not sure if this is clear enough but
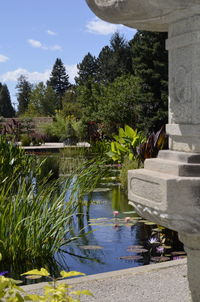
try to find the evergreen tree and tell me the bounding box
[47,58,70,110]
[0,84,15,117]
[75,52,98,85]
[16,75,32,115]
[130,31,168,133]
[97,32,132,83]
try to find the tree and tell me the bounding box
[62,88,82,118]
[47,58,70,110]
[0,84,15,117]
[16,75,32,116]
[97,32,133,83]
[97,75,140,135]
[26,82,57,117]
[130,31,168,133]
[75,52,98,85]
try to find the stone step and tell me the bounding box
[144,157,200,177]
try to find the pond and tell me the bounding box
[55,183,185,276]
[2,150,185,284]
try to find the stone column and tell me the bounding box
[84,1,200,301]
[179,233,200,302]
[166,15,200,153]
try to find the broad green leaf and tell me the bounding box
[21,268,50,277]
[125,125,135,138]
[60,271,85,278]
[119,127,125,138]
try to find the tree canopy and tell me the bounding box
[0,84,15,117]
[47,58,71,110]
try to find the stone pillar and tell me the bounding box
[166,15,200,153]
[84,1,200,301]
[179,233,200,302]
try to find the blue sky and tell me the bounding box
[0,0,136,106]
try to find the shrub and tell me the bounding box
[0,265,93,301]
[20,134,31,146]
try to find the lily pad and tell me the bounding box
[162,245,172,249]
[92,188,111,192]
[122,211,136,214]
[144,221,156,225]
[151,256,170,262]
[127,248,148,253]
[171,251,186,256]
[127,245,144,249]
[79,245,103,250]
[119,255,143,260]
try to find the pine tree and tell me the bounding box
[47,58,70,110]
[75,52,98,85]
[130,31,168,133]
[16,75,32,115]
[0,84,15,117]
[97,32,132,83]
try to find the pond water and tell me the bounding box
[55,184,185,276]
[3,150,185,284]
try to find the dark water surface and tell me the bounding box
[55,185,185,276]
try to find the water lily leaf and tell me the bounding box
[79,245,103,250]
[127,248,148,253]
[119,255,143,260]
[92,188,111,192]
[171,251,186,256]
[162,245,172,249]
[122,211,136,214]
[151,256,170,262]
[127,245,144,249]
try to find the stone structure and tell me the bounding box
[86,1,200,301]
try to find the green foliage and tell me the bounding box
[0,136,38,191]
[47,58,71,110]
[130,31,168,132]
[0,268,93,301]
[0,84,15,117]
[119,156,143,193]
[97,32,132,83]
[107,125,145,163]
[75,52,98,85]
[0,137,81,264]
[42,113,83,142]
[97,75,141,135]
[26,82,57,117]
[20,134,31,146]
[16,75,32,116]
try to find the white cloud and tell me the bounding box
[0,54,9,63]
[86,18,122,35]
[0,65,78,84]
[28,39,42,48]
[46,29,57,36]
[65,65,78,83]
[28,39,62,51]
[49,45,62,51]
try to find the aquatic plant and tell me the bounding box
[0,178,79,264]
